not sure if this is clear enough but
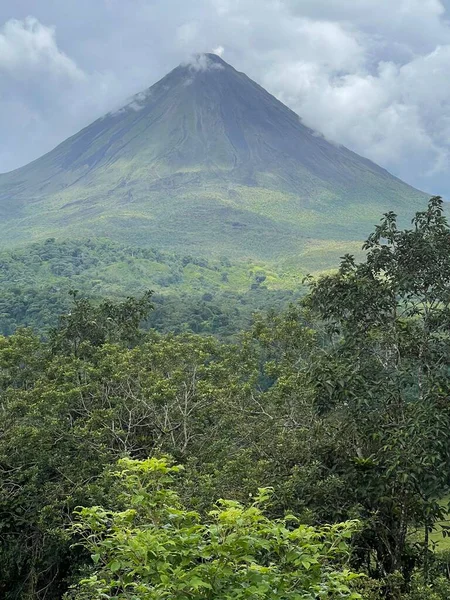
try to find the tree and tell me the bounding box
[66,457,362,600]
[305,197,450,591]
[0,328,256,599]
[50,290,153,356]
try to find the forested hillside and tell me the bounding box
[0,238,302,337]
[2,198,450,599]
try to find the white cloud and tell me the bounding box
[213,45,225,57]
[0,16,124,172]
[1,1,450,196]
[0,17,84,80]
[254,7,450,191]
[181,53,224,71]
[176,21,200,45]
[109,90,152,116]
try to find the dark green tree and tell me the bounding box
[306,197,450,592]
[50,290,153,355]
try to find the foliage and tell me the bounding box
[50,290,153,355]
[3,197,450,599]
[305,196,450,589]
[0,237,302,338]
[0,319,259,598]
[66,457,361,600]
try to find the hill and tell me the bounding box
[0,53,428,265]
[0,237,302,337]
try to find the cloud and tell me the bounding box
[176,21,200,46]
[0,16,124,172]
[181,53,225,71]
[109,90,152,116]
[0,17,87,172]
[254,4,450,192]
[1,1,450,197]
[0,17,84,80]
[213,45,225,57]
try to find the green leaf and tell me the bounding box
[108,560,121,573]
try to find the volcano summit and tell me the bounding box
[0,53,427,266]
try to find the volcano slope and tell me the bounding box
[0,53,428,270]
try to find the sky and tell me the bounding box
[0,0,450,197]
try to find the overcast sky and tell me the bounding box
[1,0,450,197]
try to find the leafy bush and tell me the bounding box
[66,457,362,599]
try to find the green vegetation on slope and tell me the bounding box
[3,198,450,599]
[0,237,303,337]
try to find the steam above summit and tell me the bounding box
[0,53,427,266]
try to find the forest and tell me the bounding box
[0,237,302,339]
[2,197,450,599]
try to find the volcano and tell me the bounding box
[0,53,427,266]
